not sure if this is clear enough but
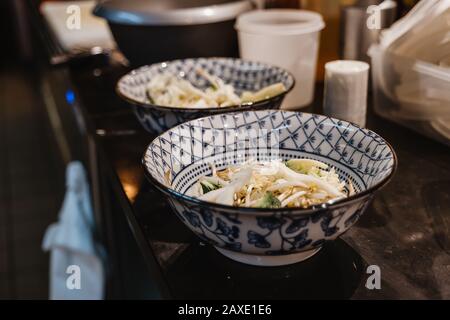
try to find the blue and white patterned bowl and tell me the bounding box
[117,57,295,134]
[143,111,397,266]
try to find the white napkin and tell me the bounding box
[42,161,105,300]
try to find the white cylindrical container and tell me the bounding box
[323,60,370,127]
[235,10,325,109]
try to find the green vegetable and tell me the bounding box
[256,192,281,209]
[146,91,155,104]
[286,159,328,175]
[286,160,307,174]
[200,180,221,194]
[241,83,286,103]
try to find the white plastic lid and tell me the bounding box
[325,60,370,75]
[235,9,325,36]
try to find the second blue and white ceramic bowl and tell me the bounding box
[143,110,397,266]
[117,57,295,134]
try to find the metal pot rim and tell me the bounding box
[93,0,253,26]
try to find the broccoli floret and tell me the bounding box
[256,192,281,209]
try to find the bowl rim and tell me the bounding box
[115,57,296,113]
[142,110,398,216]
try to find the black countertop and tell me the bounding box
[58,60,450,299]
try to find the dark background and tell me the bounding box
[0,0,64,299]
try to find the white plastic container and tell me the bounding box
[235,10,325,109]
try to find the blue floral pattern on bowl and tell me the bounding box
[143,111,397,266]
[117,58,295,134]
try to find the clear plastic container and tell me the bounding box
[370,45,450,146]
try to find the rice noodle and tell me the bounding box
[147,69,286,109]
[191,159,348,208]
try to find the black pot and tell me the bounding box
[93,0,253,66]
